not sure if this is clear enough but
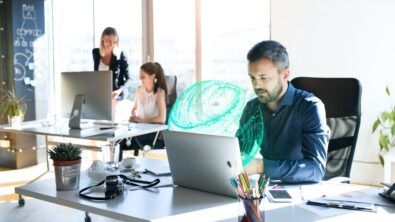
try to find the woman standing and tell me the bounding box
[92,27,129,100]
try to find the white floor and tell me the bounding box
[1,199,119,222]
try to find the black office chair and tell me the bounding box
[164,75,178,123]
[291,77,362,180]
[151,75,178,147]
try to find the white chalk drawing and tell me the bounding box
[13,3,46,83]
[14,48,45,83]
[16,4,41,37]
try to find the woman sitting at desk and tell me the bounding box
[120,62,167,158]
[130,62,167,124]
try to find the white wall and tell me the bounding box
[271,0,395,185]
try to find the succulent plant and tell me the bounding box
[48,143,82,161]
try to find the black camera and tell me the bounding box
[105,175,123,199]
[80,174,160,201]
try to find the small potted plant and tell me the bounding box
[372,86,395,166]
[48,143,82,191]
[0,89,27,126]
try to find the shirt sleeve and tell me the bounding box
[264,98,330,183]
[236,100,264,157]
[119,52,130,83]
[236,102,251,154]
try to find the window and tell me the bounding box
[43,0,270,119]
[201,0,270,95]
[52,0,143,113]
[53,0,94,73]
[52,0,94,115]
[94,0,142,99]
[153,0,195,93]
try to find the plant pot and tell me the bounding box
[53,158,81,191]
[8,115,23,127]
[383,149,395,183]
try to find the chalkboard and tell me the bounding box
[12,0,45,120]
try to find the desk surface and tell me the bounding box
[15,158,395,222]
[0,120,167,142]
[15,158,238,222]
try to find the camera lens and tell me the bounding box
[105,175,119,187]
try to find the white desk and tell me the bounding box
[0,120,166,168]
[0,120,168,170]
[0,120,167,207]
[14,158,395,222]
[0,120,168,160]
[0,121,167,142]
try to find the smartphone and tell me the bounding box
[267,189,293,202]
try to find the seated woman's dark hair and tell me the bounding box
[140,62,168,95]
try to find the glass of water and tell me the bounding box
[101,143,120,169]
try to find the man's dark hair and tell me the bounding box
[247,40,289,72]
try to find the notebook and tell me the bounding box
[163,130,243,198]
[145,165,171,176]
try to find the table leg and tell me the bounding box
[18,194,25,207]
[152,131,160,147]
[17,135,51,207]
[45,135,50,171]
[85,211,91,222]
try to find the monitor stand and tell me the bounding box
[69,94,93,129]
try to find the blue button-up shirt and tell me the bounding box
[236,83,330,183]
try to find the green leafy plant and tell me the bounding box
[372,86,395,165]
[48,143,82,161]
[0,89,27,119]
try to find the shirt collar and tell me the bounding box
[277,81,295,107]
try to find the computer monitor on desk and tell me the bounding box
[61,71,113,129]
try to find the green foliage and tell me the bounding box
[0,89,27,119]
[48,143,82,161]
[373,86,395,165]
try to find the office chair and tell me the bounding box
[151,75,178,147]
[291,77,362,180]
[165,75,178,122]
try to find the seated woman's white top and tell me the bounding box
[136,86,164,119]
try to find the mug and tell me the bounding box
[122,157,136,168]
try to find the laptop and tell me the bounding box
[163,130,243,198]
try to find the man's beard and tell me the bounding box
[255,82,283,104]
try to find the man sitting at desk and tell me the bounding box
[237,40,330,183]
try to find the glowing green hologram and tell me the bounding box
[168,80,264,166]
[236,107,265,166]
[168,80,244,135]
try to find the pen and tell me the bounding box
[306,200,375,212]
[100,126,116,130]
[381,182,392,188]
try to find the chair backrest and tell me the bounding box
[291,77,362,180]
[165,75,177,123]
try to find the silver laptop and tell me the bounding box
[163,130,243,198]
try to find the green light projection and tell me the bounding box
[168,80,264,166]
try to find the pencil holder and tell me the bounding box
[238,196,264,222]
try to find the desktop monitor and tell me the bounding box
[61,71,113,128]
